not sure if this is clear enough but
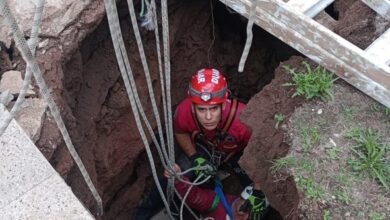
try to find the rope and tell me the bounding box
[126,0,170,168]
[161,0,175,164]
[151,0,170,170]
[238,0,258,72]
[0,0,103,215]
[103,0,173,217]
[207,0,216,67]
[0,0,45,136]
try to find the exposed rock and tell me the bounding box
[0,90,13,106]
[14,98,47,143]
[0,70,35,96]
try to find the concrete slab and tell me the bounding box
[0,104,94,219]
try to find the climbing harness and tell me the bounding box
[0,0,103,215]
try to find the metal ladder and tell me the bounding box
[220,0,390,108]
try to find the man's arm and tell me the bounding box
[175,132,196,157]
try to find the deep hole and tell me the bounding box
[62,0,299,219]
[325,2,339,20]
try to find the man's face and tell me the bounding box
[192,103,223,131]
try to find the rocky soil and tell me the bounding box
[1,0,389,219]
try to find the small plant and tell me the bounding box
[274,113,284,129]
[368,212,386,220]
[342,105,355,120]
[346,128,390,189]
[271,155,297,172]
[295,175,325,199]
[283,61,337,101]
[299,126,320,153]
[323,210,331,220]
[326,147,341,160]
[384,107,390,116]
[333,189,351,204]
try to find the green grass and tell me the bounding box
[323,210,331,220]
[274,113,284,129]
[346,128,390,189]
[295,175,325,199]
[333,189,351,204]
[342,105,355,120]
[283,61,336,101]
[271,155,297,172]
[299,126,320,153]
[327,147,342,160]
[368,212,386,220]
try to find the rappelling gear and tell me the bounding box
[239,186,268,220]
[188,68,228,105]
[190,152,217,178]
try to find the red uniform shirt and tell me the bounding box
[174,98,251,154]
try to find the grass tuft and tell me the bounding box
[346,128,390,190]
[283,61,337,101]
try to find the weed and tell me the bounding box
[295,175,325,199]
[368,212,386,220]
[299,159,315,174]
[384,107,390,116]
[274,113,284,129]
[326,147,341,160]
[283,61,336,101]
[299,126,320,153]
[342,105,355,120]
[323,210,331,220]
[346,128,390,189]
[333,189,351,204]
[271,155,297,172]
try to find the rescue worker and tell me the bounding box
[164,163,268,220]
[174,68,252,186]
[133,68,267,219]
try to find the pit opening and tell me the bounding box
[61,0,299,219]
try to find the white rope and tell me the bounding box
[126,0,171,168]
[161,0,175,163]
[103,0,174,218]
[151,0,170,168]
[0,0,103,215]
[238,0,258,72]
[0,0,45,136]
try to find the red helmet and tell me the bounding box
[188,68,228,105]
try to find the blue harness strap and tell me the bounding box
[214,178,233,220]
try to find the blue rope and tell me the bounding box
[214,179,233,220]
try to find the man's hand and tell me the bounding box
[240,186,267,220]
[190,153,216,178]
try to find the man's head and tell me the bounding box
[188,68,228,130]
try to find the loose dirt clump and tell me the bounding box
[285,77,390,219]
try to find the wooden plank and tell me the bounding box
[287,0,335,17]
[366,28,390,65]
[361,0,390,20]
[219,0,390,108]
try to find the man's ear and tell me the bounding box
[222,102,226,111]
[191,103,195,114]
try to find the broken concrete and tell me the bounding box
[0,70,35,96]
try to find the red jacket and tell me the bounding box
[174,98,251,155]
[175,179,237,220]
